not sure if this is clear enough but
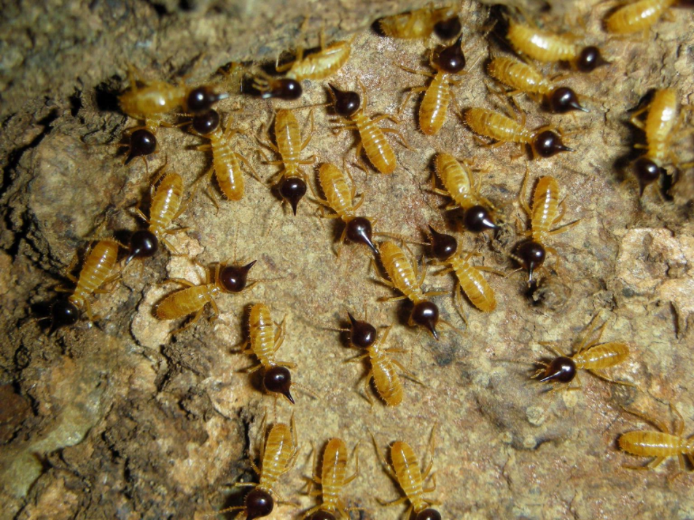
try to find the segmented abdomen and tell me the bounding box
[379,241,421,303]
[619,431,688,457]
[287,42,351,81]
[507,21,577,62]
[321,438,348,508]
[156,284,216,320]
[354,113,396,174]
[419,73,451,135]
[71,240,119,308]
[318,163,353,219]
[646,89,677,162]
[391,441,426,511]
[575,342,629,370]
[259,423,294,491]
[435,153,475,209]
[371,349,403,406]
[249,303,276,367]
[605,0,671,34]
[531,176,560,240]
[150,172,183,235]
[487,56,551,95]
[119,81,184,119]
[211,130,244,201]
[464,108,532,144]
[450,256,496,312]
[276,109,303,167]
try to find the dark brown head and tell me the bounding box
[192,109,220,135]
[260,78,303,100]
[308,512,337,520]
[428,225,457,260]
[532,130,574,158]
[346,217,377,254]
[263,366,294,404]
[576,46,605,73]
[348,313,377,348]
[125,129,157,164]
[633,157,662,195]
[329,84,361,117]
[515,241,546,284]
[186,86,228,113]
[220,261,256,292]
[126,230,158,263]
[436,34,466,74]
[411,301,440,340]
[434,16,462,40]
[539,356,576,383]
[464,205,497,233]
[245,488,274,519]
[415,509,442,520]
[50,297,80,329]
[278,176,307,215]
[549,87,588,114]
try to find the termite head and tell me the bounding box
[576,46,606,73]
[50,297,80,329]
[348,313,377,348]
[186,86,228,113]
[539,356,576,383]
[532,130,574,158]
[261,78,303,100]
[411,301,440,340]
[515,241,545,284]
[308,511,336,520]
[278,176,307,215]
[436,34,466,74]
[220,260,256,292]
[125,129,157,164]
[346,217,377,254]
[191,109,220,135]
[415,509,442,520]
[464,205,497,233]
[434,16,462,40]
[245,488,274,520]
[264,366,294,404]
[126,230,158,263]
[633,157,662,196]
[329,84,361,117]
[549,87,588,114]
[428,225,457,260]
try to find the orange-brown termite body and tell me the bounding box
[313,163,378,255]
[605,0,683,35]
[329,81,409,174]
[378,5,457,39]
[619,403,694,472]
[372,427,441,520]
[50,240,121,328]
[302,438,360,519]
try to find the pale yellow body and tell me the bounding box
[487,56,552,95]
[207,126,244,201]
[448,255,496,312]
[69,240,119,310]
[530,176,561,243]
[574,342,629,370]
[605,0,675,34]
[464,108,532,144]
[248,303,279,368]
[434,153,476,209]
[258,422,295,493]
[352,112,396,174]
[378,241,424,304]
[619,431,694,458]
[507,20,578,62]
[119,80,185,121]
[419,72,454,135]
[368,343,404,406]
[285,40,351,81]
[155,283,220,320]
[379,5,455,38]
[391,441,429,513]
[319,439,350,512]
[318,163,357,220]
[644,89,678,162]
[149,173,183,237]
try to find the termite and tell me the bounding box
[221,416,299,519]
[155,260,257,332]
[618,403,694,472]
[372,426,441,520]
[378,5,457,39]
[533,314,633,390]
[399,35,468,135]
[50,240,121,328]
[126,167,188,263]
[343,313,419,407]
[302,438,360,519]
[236,303,297,404]
[258,108,316,214]
[506,18,606,72]
[604,0,689,35]
[463,106,574,158]
[118,128,158,167]
[513,172,580,284]
[328,81,409,175]
[431,152,498,232]
[486,56,588,114]
[373,241,448,339]
[190,109,259,204]
[312,162,378,255]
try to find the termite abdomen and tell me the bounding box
[411,301,440,339]
[539,356,577,383]
[533,130,573,158]
[245,488,274,520]
[186,86,228,114]
[577,46,604,73]
[346,217,377,254]
[220,261,256,292]
[264,366,294,404]
[125,129,157,165]
[278,176,307,215]
[51,297,80,328]
[437,34,466,73]
[329,84,361,117]
[464,205,497,233]
[348,313,377,348]
[428,226,457,260]
[633,157,662,194]
[416,509,442,520]
[192,109,220,135]
[516,241,546,280]
[128,230,158,261]
[434,17,462,40]
[549,87,587,114]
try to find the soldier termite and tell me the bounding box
[190,109,260,205]
[301,438,360,519]
[486,56,589,114]
[220,416,299,519]
[431,153,498,232]
[257,108,316,214]
[312,162,378,255]
[373,240,451,340]
[378,4,457,39]
[604,0,689,35]
[50,240,121,329]
[328,80,410,174]
[618,402,694,472]
[371,426,441,520]
[532,314,634,391]
[512,172,580,284]
[117,128,158,168]
[155,259,257,333]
